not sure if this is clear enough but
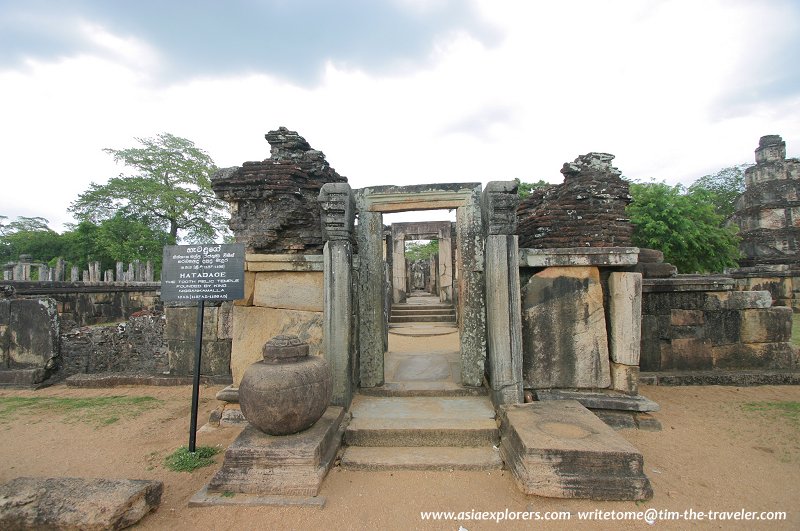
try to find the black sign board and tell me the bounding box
[161,244,245,302]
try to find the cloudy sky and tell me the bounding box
[1,0,798,231]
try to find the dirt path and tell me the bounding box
[1,382,798,530]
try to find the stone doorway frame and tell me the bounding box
[390,221,453,304]
[354,183,487,391]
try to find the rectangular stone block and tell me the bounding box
[703,310,742,345]
[610,362,638,396]
[607,272,642,366]
[662,338,712,370]
[703,291,772,310]
[164,306,218,341]
[670,309,704,326]
[712,342,796,370]
[522,267,611,389]
[500,401,652,500]
[217,302,233,340]
[253,271,323,312]
[167,339,231,376]
[231,305,323,386]
[234,271,256,307]
[739,307,792,343]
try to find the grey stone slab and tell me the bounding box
[0,477,162,530]
[640,370,800,386]
[500,401,653,500]
[392,354,452,381]
[643,276,735,292]
[607,272,642,366]
[519,247,639,267]
[190,486,325,508]
[207,406,344,496]
[340,446,503,471]
[534,389,660,412]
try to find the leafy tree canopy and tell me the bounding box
[0,216,62,265]
[68,133,229,243]
[627,181,741,273]
[688,164,749,220]
[405,240,439,262]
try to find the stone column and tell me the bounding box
[319,183,356,407]
[608,272,643,395]
[438,225,453,303]
[391,228,407,303]
[456,188,487,387]
[481,181,524,405]
[356,209,386,388]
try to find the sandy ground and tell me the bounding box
[0,382,797,530]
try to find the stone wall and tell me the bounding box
[517,153,633,249]
[163,302,232,378]
[0,297,59,385]
[640,277,796,372]
[211,127,348,254]
[60,311,169,376]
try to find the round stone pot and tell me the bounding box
[239,335,332,436]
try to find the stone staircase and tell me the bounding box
[339,395,503,471]
[389,301,456,324]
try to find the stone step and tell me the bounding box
[391,307,456,315]
[360,383,487,398]
[345,395,499,447]
[340,446,503,471]
[389,315,456,323]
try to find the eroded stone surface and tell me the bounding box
[0,477,162,530]
[521,266,610,389]
[500,400,652,500]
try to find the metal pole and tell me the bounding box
[189,299,205,452]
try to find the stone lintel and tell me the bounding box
[246,254,324,272]
[519,247,639,267]
[533,389,660,412]
[643,276,735,293]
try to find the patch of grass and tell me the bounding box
[164,446,220,472]
[221,491,235,498]
[742,401,800,425]
[0,395,163,426]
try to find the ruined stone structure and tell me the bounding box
[212,127,348,254]
[732,135,800,266]
[517,153,633,249]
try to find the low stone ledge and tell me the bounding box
[245,254,324,272]
[0,368,49,388]
[65,373,230,388]
[519,247,639,268]
[640,370,800,386]
[0,477,162,530]
[533,389,660,412]
[643,276,735,293]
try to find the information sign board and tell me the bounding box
[161,244,245,301]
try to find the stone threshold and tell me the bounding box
[640,370,800,386]
[189,486,325,508]
[533,389,660,412]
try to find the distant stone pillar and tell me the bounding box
[438,225,453,303]
[70,266,79,282]
[37,265,48,282]
[116,262,124,282]
[481,181,524,405]
[54,259,65,282]
[145,261,154,282]
[18,255,32,281]
[390,227,407,303]
[319,183,356,407]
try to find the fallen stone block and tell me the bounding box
[500,400,653,500]
[0,477,162,530]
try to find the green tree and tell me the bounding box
[405,240,439,261]
[516,179,551,199]
[0,216,64,265]
[688,164,749,219]
[69,133,229,243]
[627,181,741,273]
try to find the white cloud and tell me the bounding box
[1,0,798,233]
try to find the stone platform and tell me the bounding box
[500,400,653,500]
[197,406,344,505]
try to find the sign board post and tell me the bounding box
[161,243,245,452]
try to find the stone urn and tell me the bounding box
[239,335,331,435]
